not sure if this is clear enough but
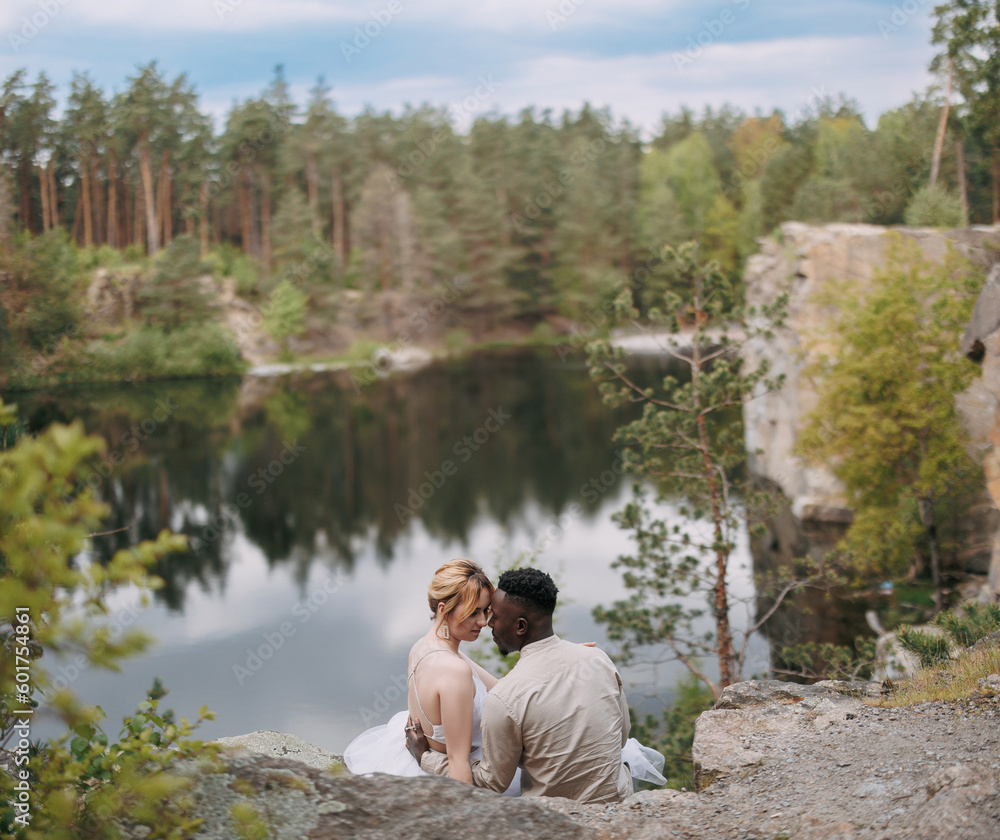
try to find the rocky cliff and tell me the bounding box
[742,222,1000,597]
[184,679,1000,839]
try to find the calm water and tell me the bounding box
[10,349,767,753]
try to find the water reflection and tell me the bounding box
[16,349,765,750]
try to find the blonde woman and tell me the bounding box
[344,558,521,794]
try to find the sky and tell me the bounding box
[2,0,940,136]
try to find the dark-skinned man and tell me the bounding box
[406,567,634,803]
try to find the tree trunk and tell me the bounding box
[81,150,93,248]
[47,159,58,229]
[239,170,253,255]
[135,175,147,250]
[199,180,210,257]
[107,150,118,249]
[307,152,321,239]
[38,164,50,231]
[332,165,346,268]
[70,186,81,243]
[918,495,944,613]
[137,137,159,254]
[929,57,952,191]
[690,304,734,695]
[956,140,968,224]
[260,167,272,267]
[19,165,32,234]
[91,158,104,246]
[158,148,172,248]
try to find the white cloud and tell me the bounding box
[327,34,935,135]
[1,0,678,35]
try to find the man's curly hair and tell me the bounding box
[497,568,558,616]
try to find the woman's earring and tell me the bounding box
[442,623,450,640]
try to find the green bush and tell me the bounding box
[526,321,556,346]
[138,236,216,332]
[896,627,952,669]
[904,186,965,228]
[443,327,472,355]
[0,401,217,838]
[2,230,82,354]
[78,245,124,270]
[206,243,259,296]
[78,323,244,382]
[933,602,1000,648]
[122,243,146,264]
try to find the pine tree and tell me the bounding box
[588,242,787,698]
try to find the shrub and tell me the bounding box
[895,627,952,669]
[904,186,965,228]
[78,323,243,382]
[933,602,1000,648]
[443,328,472,355]
[0,401,217,838]
[1,230,82,354]
[138,236,216,332]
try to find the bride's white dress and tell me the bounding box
[343,651,666,794]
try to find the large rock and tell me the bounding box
[692,680,864,786]
[182,751,601,840]
[958,264,1000,598]
[743,222,1000,590]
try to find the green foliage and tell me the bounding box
[138,235,216,331]
[443,328,472,355]
[264,280,307,360]
[588,242,788,697]
[904,186,966,227]
[77,323,244,383]
[933,602,1000,647]
[796,238,981,596]
[0,399,220,838]
[778,636,878,682]
[23,691,219,839]
[896,627,952,669]
[206,243,260,296]
[0,229,82,353]
[627,672,714,791]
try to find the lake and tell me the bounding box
[9,348,768,753]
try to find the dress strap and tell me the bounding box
[407,648,461,734]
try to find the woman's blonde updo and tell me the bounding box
[427,559,493,623]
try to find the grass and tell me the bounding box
[868,640,1000,707]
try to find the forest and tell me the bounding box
[0,2,997,385]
